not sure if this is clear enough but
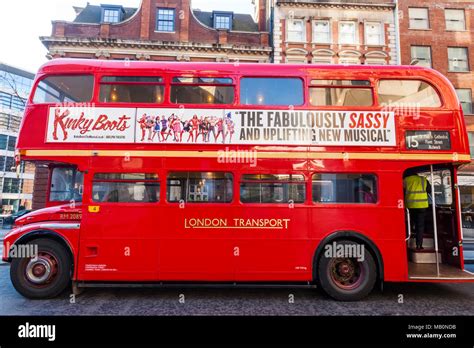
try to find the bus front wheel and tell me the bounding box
[317,240,376,301]
[10,239,72,299]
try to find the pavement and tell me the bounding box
[1,263,474,316]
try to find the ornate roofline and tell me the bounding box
[277,1,395,10]
[40,36,272,55]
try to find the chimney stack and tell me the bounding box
[255,0,271,32]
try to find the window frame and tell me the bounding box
[32,74,95,105]
[156,8,176,33]
[48,166,84,204]
[311,172,379,205]
[98,75,165,104]
[364,21,384,46]
[309,79,375,108]
[410,45,432,68]
[312,19,331,44]
[239,76,305,107]
[166,171,234,204]
[456,88,473,115]
[102,8,121,23]
[408,7,430,30]
[376,78,444,109]
[286,18,306,43]
[239,173,307,205]
[338,21,358,45]
[214,14,232,30]
[91,172,161,204]
[445,8,466,31]
[448,47,470,73]
[170,76,236,105]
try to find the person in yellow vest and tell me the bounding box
[404,172,432,250]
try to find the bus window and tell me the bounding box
[310,80,371,86]
[240,77,304,106]
[33,75,94,104]
[240,174,306,204]
[92,173,160,203]
[170,77,234,104]
[313,173,377,204]
[377,80,442,107]
[99,76,164,103]
[419,170,453,206]
[310,80,373,107]
[167,172,233,203]
[50,167,84,202]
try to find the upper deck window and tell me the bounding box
[99,76,164,103]
[377,80,442,108]
[170,77,234,104]
[309,80,373,107]
[33,75,94,104]
[240,77,304,106]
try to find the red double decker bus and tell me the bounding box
[3,59,473,301]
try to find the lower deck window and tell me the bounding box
[240,174,306,204]
[313,173,378,204]
[92,173,160,203]
[167,172,233,203]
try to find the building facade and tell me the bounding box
[40,0,271,63]
[398,0,473,128]
[273,0,399,65]
[0,63,35,214]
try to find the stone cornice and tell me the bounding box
[40,36,272,56]
[277,1,395,10]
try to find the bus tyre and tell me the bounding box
[317,240,376,301]
[10,239,72,299]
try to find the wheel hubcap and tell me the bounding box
[330,258,364,290]
[25,253,58,285]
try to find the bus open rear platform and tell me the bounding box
[408,262,474,280]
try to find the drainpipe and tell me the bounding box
[394,0,402,65]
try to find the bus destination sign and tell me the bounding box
[406,131,451,151]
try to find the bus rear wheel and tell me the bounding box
[10,239,72,299]
[317,240,376,301]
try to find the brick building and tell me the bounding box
[398,0,474,129]
[273,0,399,65]
[40,0,271,63]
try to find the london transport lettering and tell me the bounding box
[184,218,291,229]
[47,107,396,146]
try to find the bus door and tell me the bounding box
[77,170,161,282]
[406,165,470,279]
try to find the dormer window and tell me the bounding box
[213,12,233,30]
[101,5,124,23]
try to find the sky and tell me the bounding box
[0,0,254,73]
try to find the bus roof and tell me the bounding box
[36,58,442,78]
